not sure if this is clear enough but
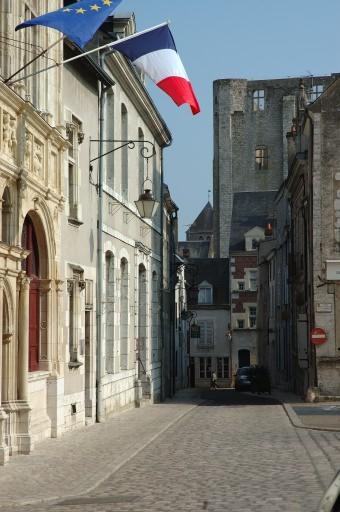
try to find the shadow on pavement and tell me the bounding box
[168,388,281,407]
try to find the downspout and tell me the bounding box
[96,51,111,423]
[160,148,165,400]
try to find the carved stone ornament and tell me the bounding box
[33,141,43,175]
[67,280,74,293]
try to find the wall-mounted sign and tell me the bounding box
[316,303,333,313]
[326,260,340,281]
[311,327,327,345]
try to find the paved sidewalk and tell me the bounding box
[265,389,340,431]
[0,390,201,508]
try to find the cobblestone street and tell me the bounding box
[2,390,340,512]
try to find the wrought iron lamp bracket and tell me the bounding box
[89,138,156,192]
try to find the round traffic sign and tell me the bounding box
[311,327,327,345]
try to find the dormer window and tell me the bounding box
[198,281,213,305]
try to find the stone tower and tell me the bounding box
[213,76,335,257]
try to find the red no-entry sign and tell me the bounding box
[311,327,327,345]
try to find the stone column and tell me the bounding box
[0,275,9,465]
[18,277,30,401]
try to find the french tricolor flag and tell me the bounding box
[111,23,200,116]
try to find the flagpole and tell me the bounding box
[6,22,170,86]
[3,35,64,84]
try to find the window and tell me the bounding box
[138,128,144,196]
[121,104,128,200]
[199,357,212,378]
[23,4,39,107]
[206,357,212,378]
[105,253,115,373]
[197,320,214,348]
[68,269,85,366]
[249,307,257,328]
[252,239,258,250]
[253,90,265,111]
[237,319,245,329]
[200,357,205,378]
[255,146,268,170]
[249,270,257,291]
[238,281,245,291]
[105,90,115,187]
[217,357,229,379]
[66,114,83,221]
[120,258,129,370]
[309,84,324,103]
[198,281,213,304]
[1,187,11,244]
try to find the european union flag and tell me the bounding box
[15,0,122,49]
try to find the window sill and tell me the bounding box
[68,360,83,369]
[68,217,83,227]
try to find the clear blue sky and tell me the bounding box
[121,0,340,238]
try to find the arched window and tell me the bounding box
[105,252,115,373]
[138,264,147,377]
[1,187,11,244]
[120,258,129,370]
[138,128,144,196]
[121,104,128,200]
[198,281,213,305]
[105,90,115,187]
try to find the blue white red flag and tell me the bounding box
[15,0,122,49]
[112,23,200,115]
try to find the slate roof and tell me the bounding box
[187,202,213,236]
[185,258,229,306]
[178,241,211,259]
[230,191,276,251]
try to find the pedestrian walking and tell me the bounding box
[210,371,217,390]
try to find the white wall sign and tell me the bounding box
[326,260,340,281]
[316,303,333,313]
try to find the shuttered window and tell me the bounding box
[197,320,214,348]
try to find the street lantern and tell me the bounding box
[135,187,158,219]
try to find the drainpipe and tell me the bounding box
[160,148,165,400]
[96,51,112,423]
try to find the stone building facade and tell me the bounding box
[285,78,340,397]
[179,203,230,388]
[213,75,336,376]
[0,0,65,463]
[0,3,181,465]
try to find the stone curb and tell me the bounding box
[251,391,340,433]
[0,400,202,509]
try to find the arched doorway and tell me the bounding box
[238,349,250,368]
[21,215,41,372]
[2,291,10,402]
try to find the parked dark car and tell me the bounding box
[234,366,255,391]
[234,366,271,393]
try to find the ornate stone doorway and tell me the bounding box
[22,215,41,372]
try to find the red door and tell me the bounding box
[22,216,40,372]
[29,278,40,372]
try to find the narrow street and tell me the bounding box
[1,390,340,512]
